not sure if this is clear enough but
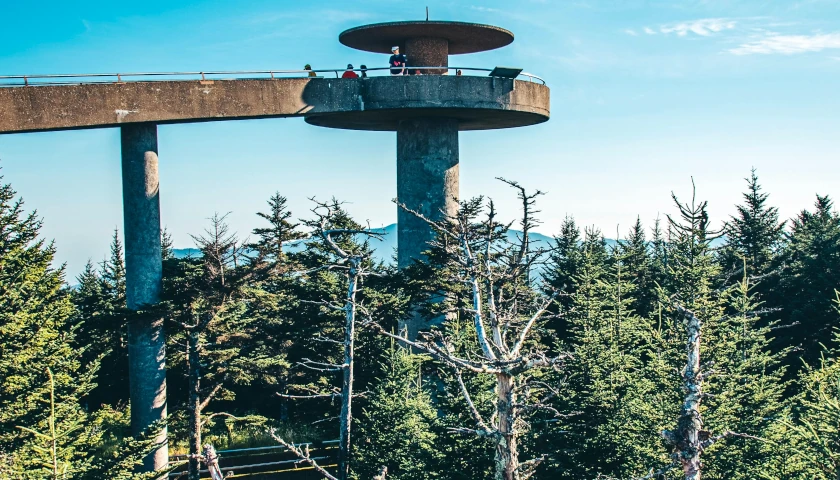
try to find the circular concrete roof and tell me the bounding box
[339,21,514,55]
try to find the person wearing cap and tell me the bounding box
[342,64,359,79]
[304,64,316,78]
[389,46,407,75]
[359,64,368,78]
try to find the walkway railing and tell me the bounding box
[0,66,546,87]
[168,440,339,479]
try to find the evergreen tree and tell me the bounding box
[164,213,263,480]
[161,227,174,261]
[783,324,840,479]
[72,231,130,408]
[618,217,658,319]
[717,169,785,282]
[769,195,840,368]
[0,178,96,473]
[701,263,788,480]
[353,345,444,480]
[544,216,583,316]
[249,192,305,264]
[0,176,152,479]
[643,185,788,479]
[550,237,661,479]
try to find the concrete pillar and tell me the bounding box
[405,37,449,74]
[120,123,168,472]
[396,118,459,337]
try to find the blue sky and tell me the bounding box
[0,0,838,279]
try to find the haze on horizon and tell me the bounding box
[0,0,837,279]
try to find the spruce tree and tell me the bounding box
[549,237,661,479]
[619,217,658,319]
[0,178,97,474]
[641,185,788,479]
[353,345,444,480]
[701,263,788,480]
[717,169,785,282]
[72,231,130,408]
[783,323,840,479]
[249,192,305,264]
[770,195,840,368]
[164,213,263,480]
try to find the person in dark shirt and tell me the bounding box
[359,65,368,78]
[342,64,359,79]
[389,46,406,75]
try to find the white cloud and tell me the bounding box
[643,27,657,35]
[660,18,737,37]
[730,32,840,55]
[624,29,638,36]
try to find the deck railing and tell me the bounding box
[0,66,546,87]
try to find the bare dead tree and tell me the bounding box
[654,304,761,480]
[270,199,383,480]
[364,180,569,480]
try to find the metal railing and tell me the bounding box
[168,440,339,478]
[0,66,546,87]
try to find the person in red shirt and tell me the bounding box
[342,64,359,79]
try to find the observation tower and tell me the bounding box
[310,20,551,336]
[0,18,550,472]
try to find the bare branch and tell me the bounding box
[511,292,557,357]
[268,429,338,480]
[453,368,492,433]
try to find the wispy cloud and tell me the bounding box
[624,29,638,36]
[730,32,840,55]
[470,6,503,14]
[643,27,657,35]
[659,18,737,36]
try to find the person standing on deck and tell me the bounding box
[342,64,359,78]
[389,46,406,75]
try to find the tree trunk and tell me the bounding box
[188,329,202,480]
[677,309,703,480]
[338,265,358,480]
[495,373,519,480]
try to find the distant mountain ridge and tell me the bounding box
[173,223,616,265]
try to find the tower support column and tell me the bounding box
[121,123,168,472]
[397,118,459,338]
[396,118,459,269]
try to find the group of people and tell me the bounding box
[305,46,463,78]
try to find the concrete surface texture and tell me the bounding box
[338,21,514,54]
[0,76,548,134]
[120,123,169,471]
[396,118,460,269]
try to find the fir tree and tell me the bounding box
[161,227,174,261]
[619,217,658,319]
[769,195,840,368]
[717,169,784,282]
[544,216,583,321]
[0,178,96,473]
[250,192,305,265]
[783,324,840,479]
[164,213,262,480]
[72,231,130,408]
[353,345,444,480]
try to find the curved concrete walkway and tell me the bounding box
[0,75,548,134]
